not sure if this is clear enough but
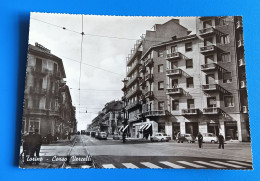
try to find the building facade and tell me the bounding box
[89,100,124,134]
[22,43,77,137]
[122,16,250,142]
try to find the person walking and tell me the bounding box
[122,132,126,143]
[197,132,203,148]
[218,133,225,149]
[22,132,30,165]
[30,129,42,165]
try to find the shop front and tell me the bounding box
[225,121,238,141]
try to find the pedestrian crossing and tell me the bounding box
[101,160,252,169]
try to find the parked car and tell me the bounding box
[97,132,108,140]
[176,133,195,143]
[150,133,171,142]
[202,133,218,143]
[90,131,96,137]
[86,131,90,136]
[113,133,121,140]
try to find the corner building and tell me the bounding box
[122,17,250,142]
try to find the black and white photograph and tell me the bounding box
[19,13,252,169]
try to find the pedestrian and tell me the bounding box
[30,129,42,165]
[22,131,30,165]
[197,132,203,148]
[68,131,71,141]
[218,133,225,149]
[27,131,34,165]
[122,132,126,143]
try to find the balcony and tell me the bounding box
[166,52,181,60]
[182,108,199,115]
[238,57,245,67]
[145,74,154,82]
[139,64,146,73]
[200,45,217,54]
[23,108,48,115]
[30,87,47,95]
[125,87,141,99]
[126,61,141,77]
[201,63,218,72]
[166,69,182,77]
[143,110,166,117]
[203,107,221,114]
[199,27,216,37]
[237,39,244,48]
[126,40,143,66]
[242,106,249,113]
[202,84,220,92]
[31,67,48,77]
[49,110,60,117]
[126,73,141,88]
[144,58,154,67]
[122,85,127,92]
[241,80,247,88]
[166,87,183,96]
[50,71,62,79]
[49,89,59,97]
[139,78,146,87]
[145,91,154,100]
[125,101,142,110]
[121,96,126,101]
[236,21,243,29]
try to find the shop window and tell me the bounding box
[172,100,179,110]
[186,59,193,68]
[185,42,193,51]
[220,35,230,44]
[223,72,232,83]
[158,81,164,90]
[186,77,194,88]
[224,96,234,107]
[158,101,164,110]
[221,52,231,63]
[158,64,163,73]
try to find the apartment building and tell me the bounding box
[122,17,250,142]
[22,43,77,137]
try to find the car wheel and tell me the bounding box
[161,138,165,142]
[211,140,216,144]
[181,141,183,143]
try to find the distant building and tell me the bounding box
[122,17,250,142]
[22,43,77,137]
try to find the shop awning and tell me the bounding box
[144,123,152,130]
[119,126,124,132]
[122,125,129,133]
[139,124,147,131]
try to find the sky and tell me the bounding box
[28,13,196,131]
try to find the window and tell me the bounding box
[171,79,178,88]
[158,101,164,110]
[29,119,40,133]
[158,49,164,57]
[221,52,231,63]
[172,100,179,110]
[220,35,230,44]
[158,81,164,90]
[223,72,232,83]
[186,77,194,88]
[224,96,234,107]
[185,42,192,51]
[207,97,216,107]
[186,59,193,68]
[187,99,195,109]
[158,64,163,73]
[171,45,177,53]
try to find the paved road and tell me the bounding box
[81,135,253,169]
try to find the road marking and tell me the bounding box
[194,161,226,168]
[122,163,139,168]
[160,161,185,169]
[102,164,116,168]
[140,162,162,169]
[211,161,245,168]
[227,161,252,167]
[177,161,206,168]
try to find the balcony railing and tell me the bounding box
[202,84,220,91]
[166,87,183,96]
[182,108,199,115]
[236,21,243,29]
[145,91,154,99]
[139,78,146,87]
[241,80,247,88]
[126,40,143,66]
[31,67,49,76]
[144,58,154,67]
[126,61,141,77]
[238,57,245,67]
[200,45,217,54]
[23,108,49,115]
[125,101,141,110]
[49,110,60,117]
[143,110,166,117]
[166,69,182,76]
[125,87,141,99]
[242,106,249,113]
[166,52,181,60]
[145,74,154,82]
[203,107,221,114]
[201,63,218,72]
[29,87,47,95]
[237,39,244,48]
[199,27,216,37]
[139,64,146,73]
[126,73,141,87]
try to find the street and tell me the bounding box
[20,135,252,169]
